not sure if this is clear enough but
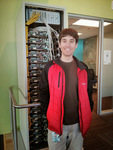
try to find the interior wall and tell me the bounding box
[104,31,113,39]
[102,37,113,97]
[83,36,97,74]
[73,39,83,61]
[48,0,113,19]
[0,0,113,134]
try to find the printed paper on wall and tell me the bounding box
[104,50,111,65]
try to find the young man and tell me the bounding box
[39,28,94,150]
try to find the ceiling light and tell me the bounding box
[104,22,111,26]
[72,19,111,27]
[78,33,82,35]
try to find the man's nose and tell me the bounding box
[66,42,70,47]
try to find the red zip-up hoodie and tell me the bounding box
[39,56,93,138]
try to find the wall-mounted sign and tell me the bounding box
[104,50,111,65]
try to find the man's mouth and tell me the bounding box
[66,49,70,51]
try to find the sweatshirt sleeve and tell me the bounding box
[81,61,94,111]
[39,64,50,115]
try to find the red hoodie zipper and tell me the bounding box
[60,69,64,135]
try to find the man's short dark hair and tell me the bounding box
[59,28,79,44]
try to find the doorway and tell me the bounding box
[101,21,113,114]
[68,15,99,113]
[68,14,113,115]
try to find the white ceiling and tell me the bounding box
[68,18,113,39]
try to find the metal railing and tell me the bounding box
[9,86,40,150]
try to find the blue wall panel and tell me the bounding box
[73,39,83,61]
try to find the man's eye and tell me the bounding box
[62,40,66,43]
[70,40,74,43]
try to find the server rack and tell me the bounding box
[16,2,66,150]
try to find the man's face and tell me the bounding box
[59,35,78,58]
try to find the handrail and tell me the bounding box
[9,86,41,150]
[9,86,40,108]
[12,86,28,100]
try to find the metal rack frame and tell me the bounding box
[9,86,40,150]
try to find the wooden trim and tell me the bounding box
[3,134,6,150]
